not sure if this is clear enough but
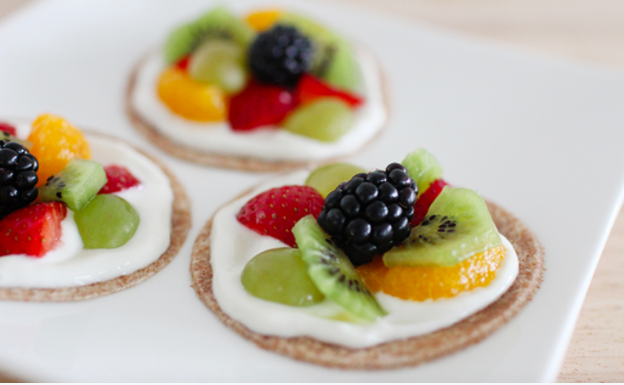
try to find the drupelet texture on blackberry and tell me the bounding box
[317,163,418,266]
[248,24,313,88]
[0,141,39,218]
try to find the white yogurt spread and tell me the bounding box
[210,170,519,348]
[0,121,173,288]
[131,47,386,162]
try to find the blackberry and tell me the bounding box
[0,141,39,218]
[249,24,313,88]
[317,163,418,266]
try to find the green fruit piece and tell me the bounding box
[305,163,366,198]
[293,216,386,321]
[383,187,502,267]
[164,6,255,64]
[283,97,353,142]
[189,39,247,94]
[241,248,325,307]
[39,159,107,211]
[278,13,361,92]
[75,194,140,249]
[402,148,444,197]
[1,132,33,150]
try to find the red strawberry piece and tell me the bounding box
[228,79,297,131]
[0,202,67,258]
[99,165,141,194]
[175,55,191,71]
[411,179,450,227]
[295,74,363,108]
[236,185,324,247]
[0,122,17,136]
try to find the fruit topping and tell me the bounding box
[188,39,248,94]
[0,141,39,218]
[1,132,33,150]
[74,194,140,249]
[278,13,361,92]
[282,97,353,142]
[383,187,502,267]
[249,24,313,88]
[292,215,386,321]
[236,185,324,247]
[305,163,366,198]
[0,202,67,257]
[164,6,255,64]
[317,163,417,266]
[296,74,363,107]
[402,148,443,197]
[411,178,449,226]
[358,245,506,301]
[99,165,140,195]
[245,9,282,32]
[28,114,91,187]
[228,79,296,131]
[157,67,227,122]
[241,247,324,306]
[175,55,191,71]
[0,122,17,136]
[39,159,107,211]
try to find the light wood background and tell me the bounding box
[0,0,623,382]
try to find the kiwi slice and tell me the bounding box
[0,132,33,150]
[278,13,361,92]
[39,158,107,211]
[164,6,255,64]
[402,148,444,197]
[292,215,386,321]
[383,187,502,267]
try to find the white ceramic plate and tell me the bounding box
[1,0,624,381]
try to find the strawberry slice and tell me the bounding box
[0,202,67,257]
[99,165,140,195]
[236,185,324,247]
[228,79,297,131]
[295,74,363,108]
[175,55,191,71]
[411,179,450,227]
[0,122,17,136]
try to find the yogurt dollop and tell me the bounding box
[0,124,173,288]
[131,47,386,162]
[210,171,519,348]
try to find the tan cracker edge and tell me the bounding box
[125,50,390,173]
[190,198,544,369]
[0,131,192,302]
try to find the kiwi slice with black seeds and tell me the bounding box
[0,132,33,150]
[293,215,386,321]
[164,6,255,64]
[39,158,107,211]
[383,187,502,267]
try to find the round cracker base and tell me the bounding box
[190,200,544,369]
[125,53,389,173]
[0,132,192,302]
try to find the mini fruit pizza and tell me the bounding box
[190,149,544,369]
[0,115,191,301]
[127,7,386,172]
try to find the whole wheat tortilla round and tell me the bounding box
[190,196,544,369]
[125,52,389,173]
[0,131,192,302]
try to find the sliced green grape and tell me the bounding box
[189,40,247,94]
[241,248,324,307]
[75,194,140,249]
[305,163,366,198]
[283,97,353,142]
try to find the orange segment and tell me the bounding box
[245,9,282,32]
[157,67,227,122]
[28,114,91,186]
[357,246,506,301]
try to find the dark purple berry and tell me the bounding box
[0,141,39,218]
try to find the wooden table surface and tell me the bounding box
[0,0,623,382]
